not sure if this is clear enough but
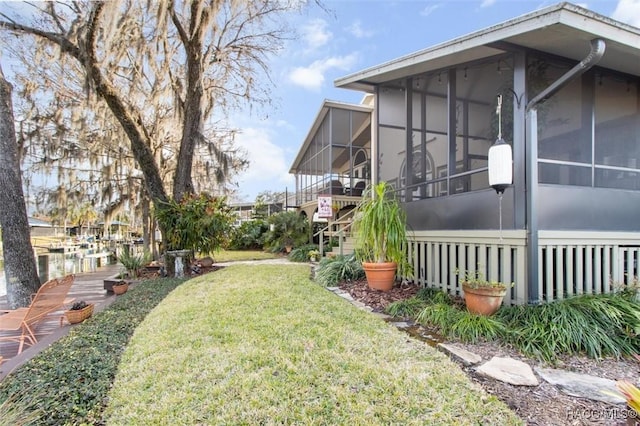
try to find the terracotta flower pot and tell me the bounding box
[362,261,397,292]
[462,282,507,316]
[112,282,129,295]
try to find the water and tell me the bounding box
[0,249,113,297]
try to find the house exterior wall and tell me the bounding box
[374,50,639,303]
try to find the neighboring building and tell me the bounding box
[296,3,640,304]
[27,217,58,237]
[229,201,285,226]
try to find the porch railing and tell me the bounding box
[407,231,527,305]
[406,230,640,305]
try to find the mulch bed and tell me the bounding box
[338,279,420,312]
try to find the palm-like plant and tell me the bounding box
[353,182,411,269]
[352,181,412,290]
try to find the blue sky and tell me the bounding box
[232,0,640,201]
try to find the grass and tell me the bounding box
[213,249,279,262]
[104,264,521,425]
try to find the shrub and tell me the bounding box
[314,255,365,287]
[262,211,308,252]
[155,193,235,253]
[117,249,151,278]
[386,296,428,318]
[0,277,185,425]
[403,285,640,361]
[498,292,640,361]
[288,244,320,262]
[228,220,268,250]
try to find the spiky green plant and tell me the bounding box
[0,393,41,426]
[416,303,463,331]
[498,292,640,361]
[314,255,365,287]
[386,296,428,318]
[449,312,507,343]
[416,287,454,304]
[352,182,413,277]
[117,249,151,278]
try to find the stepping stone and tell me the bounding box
[336,292,354,301]
[391,321,411,329]
[437,343,482,366]
[476,356,539,386]
[535,367,626,404]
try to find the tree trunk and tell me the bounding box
[0,64,40,308]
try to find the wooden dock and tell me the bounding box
[0,264,120,372]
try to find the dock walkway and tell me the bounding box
[0,264,120,380]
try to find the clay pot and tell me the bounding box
[112,282,129,295]
[362,262,397,292]
[462,283,507,316]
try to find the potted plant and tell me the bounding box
[112,280,129,295]
[352,181,412,291]
[117,249,151,279]
[63,300,94,324]
[308,249,320,262]
[459,269,509,316]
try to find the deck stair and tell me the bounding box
[316,209,357,258]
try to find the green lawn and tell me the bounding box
[213,249,280,262]
[104,264,521,425]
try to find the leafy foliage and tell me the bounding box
[117,249,151,278]
[385,296,428,318]
[262,211,308,253]
[228,220,268,250]
[390,284,640,361]
[70,300,90,311]
[314,255,365,287]
[0,277,185,425]
[288,244,320,262]
[155,193,235,253]
[497,291,640,361]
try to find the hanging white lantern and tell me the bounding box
[488,138,512,194]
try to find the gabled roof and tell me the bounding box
[336,2,640,91]
[289,100,373,173]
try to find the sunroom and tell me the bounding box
[289,99,373,222]
[335,3,640,304]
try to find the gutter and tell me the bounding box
[524,38,605,303]
[527,39,606,110]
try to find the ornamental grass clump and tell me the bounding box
[498,291,640,361]
[386,283,639,359]
[314,254,365,287]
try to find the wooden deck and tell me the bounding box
[0,264,120,365]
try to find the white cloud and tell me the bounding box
[480,0,496,7]
[346,20,374,38]
[611,0,640,27]
[288,53,359,91]
[301,18,332,50]
[234,127,294,200]
[420,4,440,17]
